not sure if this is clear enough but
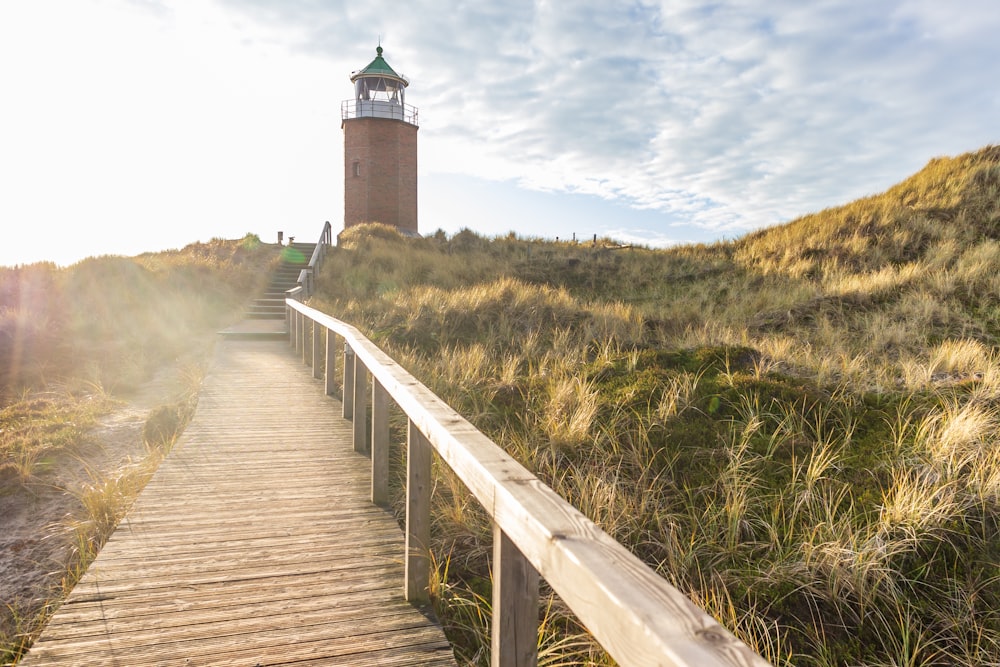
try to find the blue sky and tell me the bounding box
[1,0,998,266]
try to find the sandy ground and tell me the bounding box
[0,360,198,655]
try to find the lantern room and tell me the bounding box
[342,46,418,125]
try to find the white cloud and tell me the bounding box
[602,228,684,248]
[3,0,998,264]
[288,0,996,236]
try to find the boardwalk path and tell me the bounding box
[22,339,456,666]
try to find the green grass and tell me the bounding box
[309,146,1000,665]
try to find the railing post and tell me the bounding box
[343,344,355,419]
[300,316,309,365]
[353,360,368,454]
[492,526,540,667]
[287,303,294,347]
[325,329,338,396]
[293,312,302,355]
[405,420,431,604]
[312,322,322,380]
[372,379,389,506]
[292,311,298,354]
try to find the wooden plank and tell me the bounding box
[492,525,539,667]
[405,420,431,604]
[30,620,452,665]
[343,343,355,419]
[59,571,405,618]
[80,529,404,564]
[354,360,369,454]
[312,318,322,379]
[49,584,407,626]
[301,314,309,365]
[21,339,454,667]
[372,378,390,505]
[293,304,301,348]
[38,600,432,650]
[325,328,338,396]
[286,299,771,667]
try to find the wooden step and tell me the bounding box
[245,313,287,321]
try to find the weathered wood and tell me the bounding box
[20,339,454,667]
[285,299,771,667]
[325,328,338,396]
[492,525,539,667]
[353,360,368,454]
[372,378,390,506]
[405,420,431,604]
[300,316,309,365]
[312,320,322,379]
[293,310,301,353]
[343,344,355,419]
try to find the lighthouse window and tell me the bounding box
[353,161,361,177]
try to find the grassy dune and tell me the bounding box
[0,234,278,663]
[1,234,278,394]
[311,146,1000,665]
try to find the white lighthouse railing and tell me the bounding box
[342,99,419,126]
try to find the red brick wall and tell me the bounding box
[343,117,418,234]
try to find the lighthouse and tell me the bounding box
[341,46,419,236]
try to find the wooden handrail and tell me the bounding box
[285,297,771,667]
[296,221,333,298]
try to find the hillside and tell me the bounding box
[309,146,1000,665]
[0,235,279,395]
[0,235,279,663]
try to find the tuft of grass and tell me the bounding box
[0,387,119,484]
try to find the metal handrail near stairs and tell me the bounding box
[283,292,771,667]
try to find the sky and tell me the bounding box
[1,1,998,267]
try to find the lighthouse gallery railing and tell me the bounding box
[341,99,419,126]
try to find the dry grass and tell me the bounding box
[0,236,266,664]
[312,147,1000,665]
[1,233,277,395]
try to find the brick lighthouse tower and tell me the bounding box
[341,46,419,236]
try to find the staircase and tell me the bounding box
[218,242,317,340]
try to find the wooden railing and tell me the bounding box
[296,221,333,298]
[283,295,771,667]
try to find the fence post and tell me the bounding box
[371,379,389,506]
[343,345,355,419]
[325,329,338,396]
[300,317,309,365]
[293,311,300,354]
[492,526,540,667]
[405,421,431,604]
[353,361,368,454]
[286,304,293,347]
[312,322,322,379]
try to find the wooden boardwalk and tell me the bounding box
[21,339,456,666]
